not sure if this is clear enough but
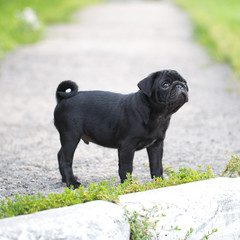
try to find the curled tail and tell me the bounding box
[56,80,78,103]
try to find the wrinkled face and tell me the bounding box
[138,70,188,114]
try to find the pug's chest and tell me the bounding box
[135,128,166,150]
[135,118,170,150]
[136,138,158,150]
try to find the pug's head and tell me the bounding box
[138,70,188,115]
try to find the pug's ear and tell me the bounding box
[137,72,160,97]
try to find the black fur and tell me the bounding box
[54,70,188,188]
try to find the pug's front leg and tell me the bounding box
[147,140,164,179]
[118,148,135,183]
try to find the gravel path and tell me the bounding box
[0,1,240,199]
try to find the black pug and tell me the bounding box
[54,70,188,188]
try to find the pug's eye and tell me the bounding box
[162,82,170,89]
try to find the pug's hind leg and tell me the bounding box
[118,148,135,183]
[147,140,164,179]
[59,132,81,189]
[58,147,66,183]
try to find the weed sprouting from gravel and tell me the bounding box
[221,154,240,177]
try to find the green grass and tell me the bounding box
[2,153,239,220]
[2,156,239,239]
[0,166,214,219]
[174,0,240,77]
[0,0,101,58]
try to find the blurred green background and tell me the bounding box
[175,0,240,77]
[0,0,239,77]
[0,0,101,57]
